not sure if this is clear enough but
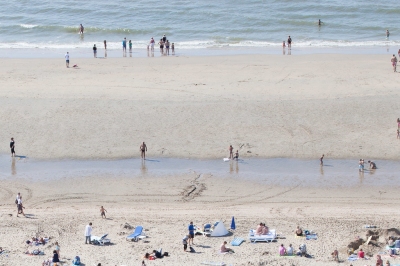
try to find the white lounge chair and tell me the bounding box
[248,229,276,243]
[91,234,111,245]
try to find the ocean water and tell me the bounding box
[1,0,400,51]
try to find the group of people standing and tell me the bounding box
[148,34,174,55]
[358,159,377,172]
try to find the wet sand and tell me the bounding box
[1,155,399,188]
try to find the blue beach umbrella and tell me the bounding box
[230,216,236,230]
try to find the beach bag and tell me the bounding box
[190,246,196,253]
[72,256,80,265]
[163,252,169,257]
[32,249,40,255]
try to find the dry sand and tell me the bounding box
[0,54,400,266]
[0,54,399,160]
[0,173,399,266]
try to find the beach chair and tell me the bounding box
[248,229,276,243]
[126,226,145,241]
[203,223,212,236]
[91,234,110,245]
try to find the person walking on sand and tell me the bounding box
[397,129,400,139]
[188,221,195,245]
[55,241,60,257]
[79,24,84,34]
[65,52,70,68]
[10,137,15,157]
[85,222,92,244]
[287,36,292,49]
[391,54,397,72]
[229,145,233,159]
[320,154,324,165]
[17,196,25,217]
[140,142,147,159]
[100,206,107,218]
[397,118,400,129]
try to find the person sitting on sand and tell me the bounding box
[39,237,46,245]
[256,223,263,235]
[388,237,395,248]
[376,254,383,266]
[331,249,339,261]
[358,248,365,259]
[287,244,294,255]
[295,226,303,236]
[279,244,286,256]
[368,160,377,169]
[153,250,163,259]
[220,241,233,253]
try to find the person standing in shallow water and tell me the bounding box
[287,36,292,49]
[140,142,147,159]
[229,145,233,159]
[320,154,324,165]
[10,137,15,157]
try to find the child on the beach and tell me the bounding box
[397,129,399,139]
[282,41,286,48]
[171,43,175,53]
[100,206,107,218]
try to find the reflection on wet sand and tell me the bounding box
[1,156,399,188]
[141,160,147,175]
[11,158,16,175]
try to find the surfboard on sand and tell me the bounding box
[223,158,230,162]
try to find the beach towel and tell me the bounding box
[231,237,244,246]
[306,234,318,240]
[347,255,358,261]
[201,262,226,266]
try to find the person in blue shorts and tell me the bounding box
[188,221,195,245]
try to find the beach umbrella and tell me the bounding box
[230,216,236,230]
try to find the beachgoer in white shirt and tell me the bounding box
[85,223,92,244]
[65,52,70,68]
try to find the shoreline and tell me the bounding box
[0,45,398,59]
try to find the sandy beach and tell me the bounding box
[1,171,400,266]
[0,54,399,160]
[1,53,400,266]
